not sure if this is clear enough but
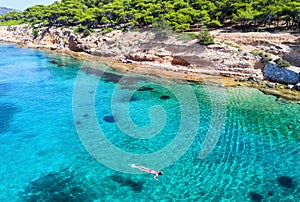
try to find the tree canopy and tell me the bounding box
[1,0,299,31]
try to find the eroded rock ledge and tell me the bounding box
[0,25,299,97]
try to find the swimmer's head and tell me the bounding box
[158,171,163,175]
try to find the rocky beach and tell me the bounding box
[0,25,299,101]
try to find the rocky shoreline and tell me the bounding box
[0,25,299,101]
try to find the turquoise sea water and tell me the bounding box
[0,44,299,201]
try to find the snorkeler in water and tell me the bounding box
[130,164,163,180]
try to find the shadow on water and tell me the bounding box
[0,83,10,96]
[44,57,81,81]
[0,102,19,134]
[248,175,297,202]
[20,167,99,202]
[80,66,151,86]
[81,66,124,83]
[48,59,68,67]
[0,83,20,135]
[109,173,145,192]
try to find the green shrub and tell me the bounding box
[208,19,222,27]
[223,41,240,49]
[74,25,84,34]
[177,32,198,41]
[274,58,290,68]
[198,27,214,45]
[102,27,113,34]
[83,28,91,37]
[130,28,140,32]
[33,28,39,38]
[153,18,172,39]
[0,20,22,26]
[250,49,259,56]
[263,53,272,61]
[43,20,49,26]
[74,25,93,37]
[250,50,273,63]
[154,31,169,40]
[174,23,190,32]
[153,18,170,30]
[260,53,272,63]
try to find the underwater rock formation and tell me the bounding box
[21,168,98,201]
[159,95,171,100]
[249,191,263,202]
[109,173,144,192]
[277,176,293,188]
[103,115,116,123]
[137,86,154,92]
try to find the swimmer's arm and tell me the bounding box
[153,174,158,180]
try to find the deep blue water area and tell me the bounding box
[0,43,299,201]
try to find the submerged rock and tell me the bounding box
[81,66,104,76]
[0,102,19,134]
[137,86,154,92]
[159,95,171,100]
[103,115,116,123]
[130,97,138,102]
[249,192,263,202]
[21,168,98,201]
[277,176,293,188]
[102,72,123,83]
[109,173,144,192]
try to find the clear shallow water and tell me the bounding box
[0,44,299,201]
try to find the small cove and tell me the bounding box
[0,44,299,201]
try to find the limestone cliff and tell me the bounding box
[0,25,299,88]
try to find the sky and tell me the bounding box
[0,0,57,11]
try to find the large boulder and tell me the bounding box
[171,56,190,66]
[263,63,299,84]
[68,35,96,52]
[284,46,300,67]
[68,35,84,52]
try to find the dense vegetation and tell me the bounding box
[0,0,299,31]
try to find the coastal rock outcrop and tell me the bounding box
[171,56,191,66]
[263,63,299,84]
[0,25,32,43]
[0,25,263,79]
[1,25,300,90]
[68,35,85,52]
[284,46,300,67]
